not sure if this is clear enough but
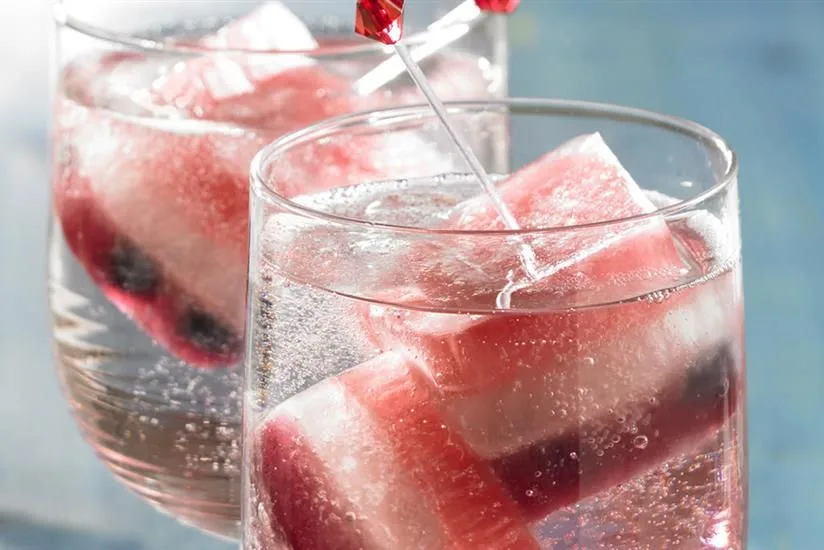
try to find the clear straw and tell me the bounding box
[392,42,540,288]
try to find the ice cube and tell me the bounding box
[355,135,740,519]
[205,2,318,52]
[258,376,445,549]
[148,2,362,124]
[256,352,539,549]
[54,103,256,366]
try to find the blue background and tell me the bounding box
[1,1,821,548]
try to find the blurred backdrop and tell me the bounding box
[1,1,822,549]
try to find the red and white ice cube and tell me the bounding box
[54,106,258,364]
[355,134,740,517]
[255,352,539,549]
[53,3,374,366]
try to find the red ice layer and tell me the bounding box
[257,352,538,550]
[355,134,740,519]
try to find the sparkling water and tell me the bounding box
[243,177,746,549]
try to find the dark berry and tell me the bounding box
[179,308,239,357]
[109,240,160,294]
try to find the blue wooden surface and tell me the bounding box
[1,1,822,549]
[509,3,824,547]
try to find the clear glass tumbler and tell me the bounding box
[49,0,507,539]
[244,99,747,549]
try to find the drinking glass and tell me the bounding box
[49,0,507,539]
[244,98,746,549]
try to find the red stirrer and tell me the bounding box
[475,0,520,13]
[355,0,518,48]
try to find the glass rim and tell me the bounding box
[250,98,738,237]
[53,1,488,57]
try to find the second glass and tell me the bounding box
[49,0,507,539]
